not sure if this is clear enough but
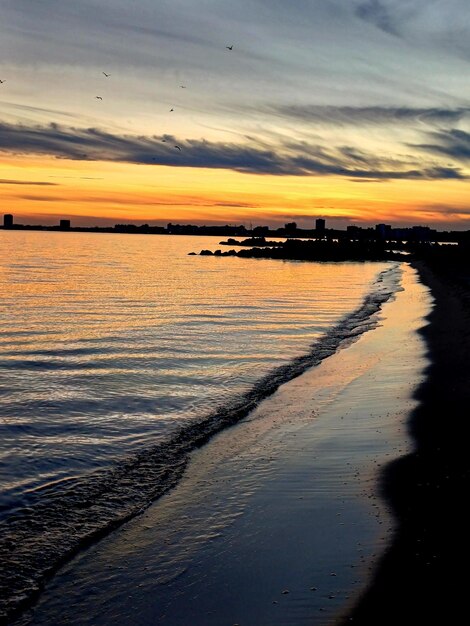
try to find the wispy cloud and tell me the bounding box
[0,121,466,180]
[0,178,58,186]
[268,105,470,126]
[0,101,79,120]
[12,193,259,209]
[17,194,62,202]
[353,0,470,63]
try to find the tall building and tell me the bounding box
[315,218,325,232]
[3,214,13,228]
[59,219,71,230]
[375,223,391,239]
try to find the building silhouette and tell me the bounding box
[284,222,298,234]
[59,219,71,230]
[3,214,13,229]
[315,218,326,233]
[375,223,392,239]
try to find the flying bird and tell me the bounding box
[180,85,186,88]
[174,145,181,151]
[95,96,103,100]
[102,72,110,77]
[169,108,174,112]
[226,45,233,50]
[0,80,5,84]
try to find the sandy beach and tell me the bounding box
[14,263,431,626]
[338,256,470,625]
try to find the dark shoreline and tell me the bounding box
[338,258,470,625]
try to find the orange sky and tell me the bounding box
[2,154,469,230]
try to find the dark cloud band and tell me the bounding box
[415,129,470,161]
[0,121,466,180]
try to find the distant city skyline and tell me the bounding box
[2,2,470,229]
[6,213,470,232]
[3,212,465,240]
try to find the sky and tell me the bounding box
[1,0,470,229]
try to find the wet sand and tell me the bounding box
[17,264,430,626]
[338,259,470,625]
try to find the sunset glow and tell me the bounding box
[2,1,470,229]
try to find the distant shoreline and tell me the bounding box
[0,224,465,244]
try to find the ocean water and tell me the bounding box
[0,230,398,621]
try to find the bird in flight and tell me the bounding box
[102,72,110,77]
[170,108,174,112]
[95,96,103,100]
[174,145,181,151]
[180,85,186,88]
[0,80,5,84]
[226,45,233,50]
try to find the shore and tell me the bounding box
[337,258,470,625]
[16,264,430,626]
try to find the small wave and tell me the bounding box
[0,263,402,624]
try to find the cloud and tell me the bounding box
[0,121,466,181]
[47,176,103,180]
[18,194,62,202]
[9,191,259,209]
[353,0,470,63]
[0,101,79,120]
[0,178,58,185]
[269,105,470,126]
[0,0,263,73]
[415,129,470,161]
[355,0,399,35]
[349,178,387,183]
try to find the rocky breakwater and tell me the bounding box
[191,238,407,262]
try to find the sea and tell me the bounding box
[0,230,401,621]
